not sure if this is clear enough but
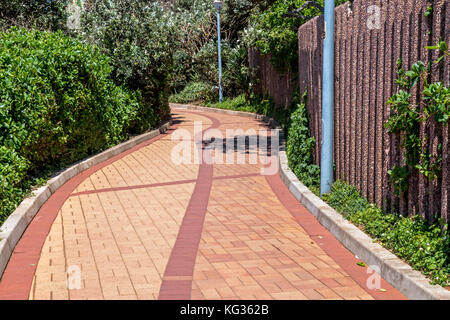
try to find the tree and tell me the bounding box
[80,0,178,129]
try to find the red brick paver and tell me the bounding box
[0,108,406,300]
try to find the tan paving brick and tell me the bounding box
[29,109,395,301]
[190,111,377,300]
[31,112,204,300]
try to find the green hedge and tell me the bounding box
[0,28,151,225]
[0,146,29,223]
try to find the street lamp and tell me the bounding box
[214,0,223,102]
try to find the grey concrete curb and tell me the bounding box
[278,150,450,300]
[0,120,172,280]
[174,103,450,300]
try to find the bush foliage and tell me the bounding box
[243,0,347,71]
[0,0,68,32]
[0,28,144,224]
[170,0,270,101]
[0,147,29,223]
[286,91,320,191]
[207,94,275,116]
[385,42,449,200]
[170,82,216,104]
[323,181,450,286]
[80,0,175,130]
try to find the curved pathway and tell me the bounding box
[0,107,405,300]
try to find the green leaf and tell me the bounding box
[356,262,367,267]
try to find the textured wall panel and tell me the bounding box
[295,0,448,221]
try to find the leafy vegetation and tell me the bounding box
[0,28,144,225]
[80,0,176,130]
[207,94,275,116]
[170,82,216,104]
[286,90,320,192]
[172,0,322,100]
[208,94,261,112]
[0,147,29,224]
[322,181,450,287]
[242,0,348,71]
[169,0,274,102]
[0,0,69,32]
[385,42,449,196]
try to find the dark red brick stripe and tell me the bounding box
[70,173,261,198]
[70,179,199,197]
[0,124,181,300]
[214,173,260,181]
[158,111,220,300]
[264,173,407,300]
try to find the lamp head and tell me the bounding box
[213,0,223,10]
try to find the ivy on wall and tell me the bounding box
[385,41,449,196]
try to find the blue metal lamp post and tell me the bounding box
[320,0,335,195]
[214,0,223,102]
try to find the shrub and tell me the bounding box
[170,0,263,94]
[170,82,216,104]
[0,147,29,224]
[322,180,450,286]
[243,0,348,71]
[0,28,142,169]
[0,0,68,32]
[80,0,176,129]
[286,91,320,190]
[222,44,255,101]
[207,94,249,110]
[0,27,144,225]
[321,180,371,218]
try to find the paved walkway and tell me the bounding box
[0,107,405,300]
